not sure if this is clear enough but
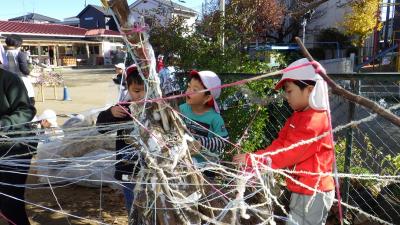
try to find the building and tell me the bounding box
[0,20,123,66]
[305,0,384,59]
[77,5,118,31]
[302,0,351,46]
[129,0,198,29]
[58,16,80,27]
[8,13,60,24]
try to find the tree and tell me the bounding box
[341,0,382,61]
[201,0,329,43]
[149,13,274,73]
[200,0,285,47]
[265,0,330,43]
[317,28,352,47]
[316,27,353,58]
[227,0,285,42]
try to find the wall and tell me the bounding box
[130,0,196,28]
[305,0,351,47]
[130,0,171,26]
[79,7,105,29]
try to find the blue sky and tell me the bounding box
[0,0,203,21]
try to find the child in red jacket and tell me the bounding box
[233,58,335,225]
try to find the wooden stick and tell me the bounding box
[295,37,400,127]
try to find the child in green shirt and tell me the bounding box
[179,70,229,169]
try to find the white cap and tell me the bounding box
[36,109,58,127]
[276,58,329,111]
[115,63,125,70]
[190,70,222,113]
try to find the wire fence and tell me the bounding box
[0,71,399,224]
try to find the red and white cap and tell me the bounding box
[35,109,58,127]
[125,64,137,76]
[276,58,329,111]
[190,70,222,113]
[275,58,320,90]
[114,63,125,70]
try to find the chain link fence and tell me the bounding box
[174,72,400,224]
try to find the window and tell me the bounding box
[22,46,29,52]
[65,46,73,56]
[21,46,39,55]
[89,45,100,55]
[29,46,39,55]
[144,17,155,27]
[85,17,93,21]
[41,46,49,56]
[76,46,87,55]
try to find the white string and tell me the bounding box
[0,81,398,224]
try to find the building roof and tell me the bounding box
[57,17,80,26]
[77,4,114,17]
[158,0,197,14]
[9,13,60,23]
[85,28,121,37]
[130,0,197,15]
[63,16,80,21]
[0,20,121,38]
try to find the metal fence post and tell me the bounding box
[342,78,360,215]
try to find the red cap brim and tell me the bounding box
[274,78,291,90]
[189,70,199,77]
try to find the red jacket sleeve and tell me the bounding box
[245,118,291,168]
[246,112,328,169]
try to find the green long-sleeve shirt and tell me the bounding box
[0,68,36,156]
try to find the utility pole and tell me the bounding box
[302,18,307,44]
[383,0,392,47]
[220,0,225,51]
[372,1,382,69]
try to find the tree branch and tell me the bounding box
[295,37,400,127]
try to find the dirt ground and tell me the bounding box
[0,68,129,225]
[34,68,120,123]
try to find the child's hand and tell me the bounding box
[111,106,128,118]
[233,153,248,165]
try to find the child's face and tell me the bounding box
[284,81,313,111]
[185,78,212,106]
[40,120,52,128]
[115,68,123,74]
[128,83,145,101]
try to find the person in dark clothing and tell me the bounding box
[96,65,145,213]
[0,68,36,225]
[48,47,54,65]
